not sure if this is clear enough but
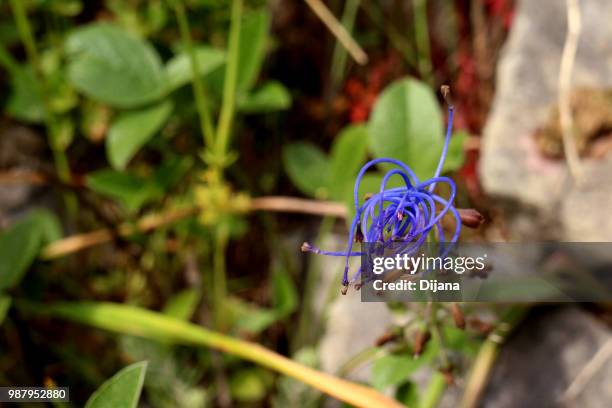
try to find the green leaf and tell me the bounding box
[395,382,420,407]
[28,209,63,244]
[272,269,298,317]
[238,81,291,113]
[6,66,44,123]
[86,170,161,212]
[371,354,426,390]
[441,131,468,173]
[230,368,269,402]
[282,142,330,198]
[66,23,166,108]
[0,210,60,292]
[329,124,369,200]
[85,361,148,408]
[106,101,173,169]
[162,288,200,321]
[368,78,444,180]
[165,46,225,92]
[86,158,191,212]
[236,10,270,91]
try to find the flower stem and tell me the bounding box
[420,372,446,408]
[213,223,229,330]
[329,0,361,93]
[173,0,216,149]
[413,0,433,85]
[214,0,242,168]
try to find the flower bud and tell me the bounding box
[468,317,494,335]
[450,303,466,329]
[413,330,431,357]
[355,225,364,243]
[375,331,399,346]
[301,242,313,252]
[458,208,484,228]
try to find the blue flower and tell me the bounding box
[303,86,464,293]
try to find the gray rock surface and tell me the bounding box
[479,0,612,240]
[483,307,612,408]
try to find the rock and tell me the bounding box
[479,0,612,240]
[482,307,612,408]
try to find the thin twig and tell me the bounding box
[39,206,200,260]
[558,0,583,184]
[39,197,347,260]
[304,0,368,65]
[250,196,347,217]
[560,338,612,403]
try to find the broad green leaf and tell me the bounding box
[162,288,200,321]
[87,157,190,212]
[85,361,148,408]
[441,131,468,173]
[0,295,11,325]
[329,124,369,200]
[106,101,173,169]
[238,81,291,113]
[371,354,426,390]
[442,326,480,355]
[165,46,225,92]
[237,10,270,91]
[368,78,444,180]
[66,23,166,108]
[282,142,330,198]
[86,170,161,212]
[28,209,63,244]
[30,301,405,408]
[6,66,44,123]
[272,269,298,316]
[0,210,59,291]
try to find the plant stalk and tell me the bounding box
[214,0,243,167]
[173,0,216,149]
[413,0,433,84]
[213,223,229,330]
[420,372,446,408]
